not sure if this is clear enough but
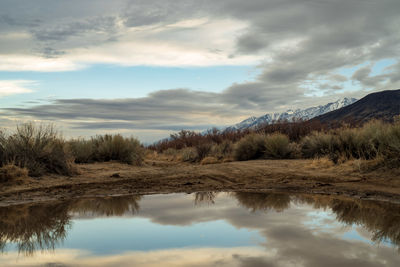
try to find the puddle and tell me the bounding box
[0,192,399,266]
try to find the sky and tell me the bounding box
[0,0,399,142]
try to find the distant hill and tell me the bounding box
[312,89,400,124]
[225,97,357,131]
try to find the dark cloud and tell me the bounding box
[1,0,400,137]
[352,66,389,88]
[1,83,313,134]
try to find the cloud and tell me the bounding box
[1,0,400,138]
[0,80,35,97]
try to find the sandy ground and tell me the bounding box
[1,159,400,206]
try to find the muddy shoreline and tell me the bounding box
[1,159,399,206]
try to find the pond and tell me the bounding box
[0,192,399,266]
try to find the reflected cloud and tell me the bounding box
[0,192,399,267]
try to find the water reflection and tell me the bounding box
[71,195,142,217]
[0,202,70,255]
[0,192,399,266]
[235,192,291,212]
[0,195,142,255]
[194,192,217,206]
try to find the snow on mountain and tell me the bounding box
[225,97,358,131]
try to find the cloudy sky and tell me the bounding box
[0,0,399,142]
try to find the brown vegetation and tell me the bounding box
[0,164,28,183]
[0,123,76,177]
[69,134,144,165]
[149,119,400,169]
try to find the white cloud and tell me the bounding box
[0,80,35,97]
[0,18,259,71]
[0,55,82,72]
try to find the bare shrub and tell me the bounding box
[3,123,76,177]
[194,143,212,161]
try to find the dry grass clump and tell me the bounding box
[69,134,144,165]
[0,123,76,177]
[0,164,28,183]
[200,156,219,165]
[307,157,335,169]
[181,147,198,162]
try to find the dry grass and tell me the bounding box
[0,164,29,183]
[200,156,219,165]
[307,157,335,169]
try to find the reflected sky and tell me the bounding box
[0,192,399,267]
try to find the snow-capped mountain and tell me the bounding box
[225,97,358,131]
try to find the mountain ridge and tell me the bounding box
[312,89,400,124]
[225,97,358,131]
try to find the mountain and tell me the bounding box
[225,97,358,131]
[312,89,400,124]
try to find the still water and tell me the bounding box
[0,192,399,266]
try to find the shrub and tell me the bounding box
[288,142,302,159]
[69,134,144,165]
[181,147,198,162]
[68,139,94,163]
[211,141,233,160]
[301,131,340,163]
[264,133,291,159]
[194,143,212,161]
[234,134,266,161]
[0,164,28,183]
[2,123,76,177]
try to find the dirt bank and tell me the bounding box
[1,159,400,206]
